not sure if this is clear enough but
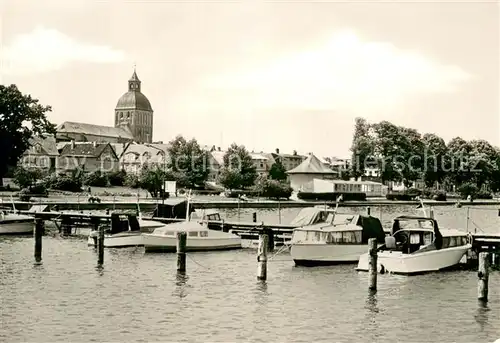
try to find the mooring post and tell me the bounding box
[429,207,434,219]
[366,206,371,216]
[97,224,105,266]
[253,212,257,223]
[176,231,187,272]
[257,233,269,281]
[368,238,378,291]
[478,252,490,302]
[34,218,43,264]
[221,219,225,232]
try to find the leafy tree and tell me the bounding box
[350,117,374,179]
[421,133,448,188]
[83,170,109,187]
[254,175,292,199]
[218,143,257,190]
[371,121,403,184]
[167,135,210,188]
[446,137,472,186]
[0,85,56,185]
[138,164,176,197]
[13,166,47,189]
[468,140,498,189]
[108,169,127,186]
[268,160,287,181]
[397,127,424,187]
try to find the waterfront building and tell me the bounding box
[287,153,336,191]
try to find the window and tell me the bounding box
[442,237,450,249]
[330,231,343,243]
[449,237,457,247]
[188,231,198,237]
[423,232,433,245]
[292,231,307,242]
[410,233,420,244]
[199,231,208,237]
[343,231,361,244]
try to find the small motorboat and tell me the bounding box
[356,215,471,275]
[290,207,386,266]
[87,213,165,248]
[142,220,242,253]
[0,210,35,235]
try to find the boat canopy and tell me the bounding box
[289,207,336,227]
[294,214,386,244]
[152,220,207,235]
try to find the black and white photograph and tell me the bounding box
[0,0,499,342]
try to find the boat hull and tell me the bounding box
[0,220,34,235]
[356,244,472,275]
[143,234,241,253]
[291,243,372,266]
[87,232,144,248]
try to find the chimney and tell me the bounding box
[275,148,280,154]
[71,140,75,149]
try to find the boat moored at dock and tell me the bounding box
[290,207,386,266]
[0,210,35,235]
[356,216,471,275]
[142,220,242,253]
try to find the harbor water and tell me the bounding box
[1,204,500,342]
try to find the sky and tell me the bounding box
[0,0,498,159]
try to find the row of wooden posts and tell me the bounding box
[32,219,492,302]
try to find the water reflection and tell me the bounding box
[365,291,379,314]
[173,271,189,298]
[475,300,490,331]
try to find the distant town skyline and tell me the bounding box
[0,0,498,158]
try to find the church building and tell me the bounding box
[56,69,154,144]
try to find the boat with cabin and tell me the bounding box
[290,207,386,266]
[142,219,242,253]
[356,215,471,275]
[87,212,166,248]
[0,210,35,235]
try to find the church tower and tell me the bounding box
[115,68,154,143]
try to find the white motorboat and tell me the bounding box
[290,207,387,266]
[142,219,241,253]
[87,213,166,248]
[0,210,35,235]
[356,215,471,275]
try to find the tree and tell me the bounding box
[446,137,472,187]
[218,143,257,190]
[13,166,47,189]
[167,135,210,188]
[268,160,287,181]
[371,121,403,184]
[138,164,176,197]
[468,140,498,190]
[421,133,448,188]
[397,127,424,187]
[350,117,374,179]
[254,175,292,199]
[0,85,56,185]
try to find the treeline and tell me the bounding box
[11,135,293,199]
[350,117,500,198]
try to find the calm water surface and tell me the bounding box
[1,205,499,343]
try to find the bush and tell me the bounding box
[108,170,126,186]
[297,192,366,201]
[124,173,141,188]
[457,182,478,199]
[46,173,83,192]
[432,191,447,201]
[406,188,422,197]
[386,193,413,201]
[83,171,109,187]
[254,179,293,200]
[476,191,493,199]
[224,189,259,198]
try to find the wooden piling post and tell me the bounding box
[478,252,490,301]
[368,238,377,291]
[253,212,257,223]
[176,232,187,272]
[34,218,43,263]
[366,207,371,216]
[257,234,268,281]
[97,224,104,266]
[429,207,434,219]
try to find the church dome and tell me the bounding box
[116,91,153,111]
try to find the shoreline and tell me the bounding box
[2,197,499,211]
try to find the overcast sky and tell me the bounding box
[0,0,498,158]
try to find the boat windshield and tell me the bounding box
[290,208,336,227]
